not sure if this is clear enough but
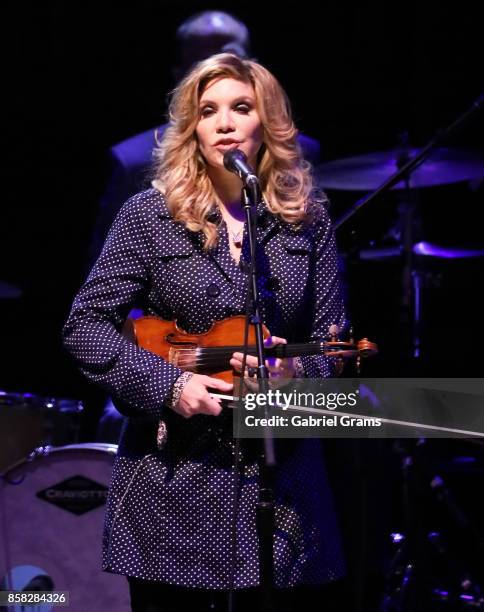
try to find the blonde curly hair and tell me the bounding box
[152,53,314,249]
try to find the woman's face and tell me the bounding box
[196,77,264,172]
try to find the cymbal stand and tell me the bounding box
[380,439,484,611]
[395,147,423,361]
[334,94,484,231]
[333,94,484,365]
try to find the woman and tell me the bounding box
[64,53,347,611]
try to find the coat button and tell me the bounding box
[206,283,221,297]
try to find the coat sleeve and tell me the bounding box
[300,204,347,378]
[63,195,182,418]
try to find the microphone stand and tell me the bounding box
[241,180,277,612]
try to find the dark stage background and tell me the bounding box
[2,2,484,609]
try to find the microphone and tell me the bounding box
[223,149,259,186]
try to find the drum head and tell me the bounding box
[0,444,130,612]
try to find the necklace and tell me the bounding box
[231,229,243,245]
[229,225,244,246]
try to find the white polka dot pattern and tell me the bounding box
[63,188,346,589]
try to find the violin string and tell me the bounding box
[179,351,334,369]
[170,343,360,370]
[173,343,324,355]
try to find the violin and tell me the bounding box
[124,315,377,382]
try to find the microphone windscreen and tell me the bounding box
[223,149,246,172]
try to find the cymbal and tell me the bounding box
[314,147,484,191]
[0,281,22,299]
[359,241,484,261]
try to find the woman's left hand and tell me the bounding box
[230,335,296,379]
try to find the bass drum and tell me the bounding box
[0,443,130,612]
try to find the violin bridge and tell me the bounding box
[168,347,197,372]
[168,347,179,367]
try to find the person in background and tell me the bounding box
[88,10,322,268]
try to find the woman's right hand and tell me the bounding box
[173,374,233,418]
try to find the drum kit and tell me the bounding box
[0,390,130,610]
[313,143,484,609]
[314,146,484,192]
[314,144,484,366]
[1,273,131,606]
[314,145,484,265]
[0,444,130,612]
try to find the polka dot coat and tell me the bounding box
[63,188,347,589]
